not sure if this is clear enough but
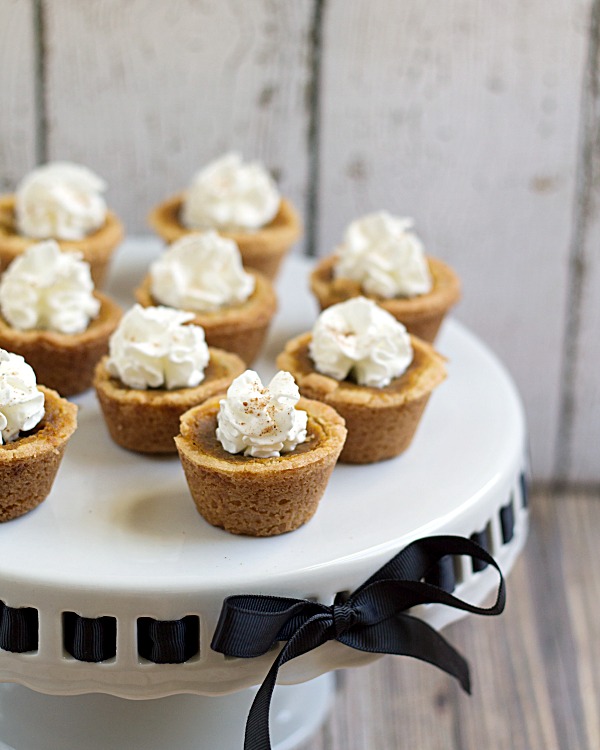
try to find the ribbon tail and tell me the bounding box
[341,613,471,694]
[244,615,332,750]
[244,652,284,750]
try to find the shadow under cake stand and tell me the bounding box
[0,249,528,750]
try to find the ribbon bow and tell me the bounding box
[211,535,506,750]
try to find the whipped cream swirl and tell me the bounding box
[107,305,209,390]
[216,370,307,458]
[0,349,45,444]
[0,240,100,334]
[309,297,413,388]
[181,152,281,232]
[334,211,432,298]
[150,231,255,313]
[15,161,107,241]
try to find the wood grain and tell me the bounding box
[299,489,600,750]
[42,0,313,238]
[0,0,37,190]
[317,0,590,481]
[563,0,600,483]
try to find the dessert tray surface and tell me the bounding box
[0,240,527,700]
[0,241,524,595]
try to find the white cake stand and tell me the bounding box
[0,243,528,750]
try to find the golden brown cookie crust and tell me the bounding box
[93,348,245,454]
[0,292,122,396]
[0,194,124,288]
[147,194,301,280]
[135,269,277,365]
[277,332,446,464]
[0,385,77,522]
[309,254,461,343]
[176,395,346,536]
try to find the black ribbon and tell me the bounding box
[211,535,506,750]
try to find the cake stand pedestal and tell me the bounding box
[0,246,528,750]
[0,675,335,750]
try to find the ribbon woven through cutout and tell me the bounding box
[211,534,506,750]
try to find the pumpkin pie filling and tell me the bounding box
[277,331,446,464]
[310,254,460,343]
[0,290,122,397]
[0,195,123,288]
[183,410,325,464]
[280,334,444,407]
[176,390,346,536]
[0,385,77,522]
[94,348,245,454]
[148,195,301,281]
[135,270,276,364]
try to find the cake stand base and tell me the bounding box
[0,674,335,750]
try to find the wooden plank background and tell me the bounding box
[0,0,37,189]
[300,488,600,750]
[0,0,598,484]
[566,1,600,484]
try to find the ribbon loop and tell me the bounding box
[211,534,506,750]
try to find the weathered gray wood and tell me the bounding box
[317,0,590,481]
[451,492,582,750]
[301,662,456,750]
[553,493,600,746]
[302,490,600,750]
[563,0,600,484]
[43,0,313,238]
[0,0,37,190]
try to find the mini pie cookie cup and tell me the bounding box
[309,254,461,343]
[148,194,301,281]
[276,332,446,464]
[0,292,122,397]
[0,195,124,288]
[175,395,347,537]
[0,386,77,522]
[93,348,245,454]
[135,270,277,366]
